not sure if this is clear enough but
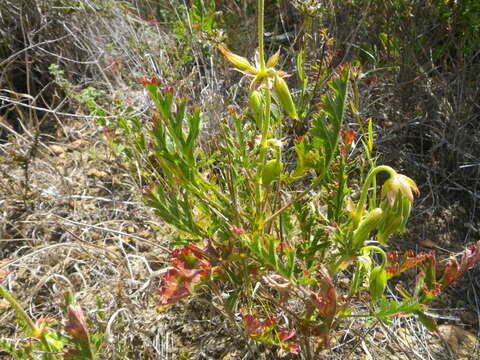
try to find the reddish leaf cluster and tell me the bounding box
[309,266,337,327]
[138,76,159,85]
[386,242,480,288]
[158,243,214,305]
[102,126,114,138]
[385,243,480,303]
[305,266,338,349]
[240,309,300,355]
[385,250,434,277]
[441,240,480,288]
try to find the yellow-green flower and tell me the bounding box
[218,45,298,119]
[381,174,419,207]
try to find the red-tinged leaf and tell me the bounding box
[387,251,435,277]
[440,259,460,288]
[299,323,330,351]
[341,129,356,145]
[262,316,278,329]
[279,328,296,342]
[158,268,192,305]
[387,251,398,263]
[240,310,262,336]
[422,283,442,297]
[64,305,90,345]
[231,226,246,236]
[0,269,8,283]
[158,246,212,305]
[309,266,337,326]
[286,343,300,354]
[138,76,159,85]
[185,242,205,254]
[459,240,480,275]
[416,311,437,332]
[63,349,82,358]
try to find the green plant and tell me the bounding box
[0,279,103,359]
[106,0,480,357]
[165,0,224,67]
[49,64,107,116]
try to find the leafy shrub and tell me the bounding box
[103,1,480,357]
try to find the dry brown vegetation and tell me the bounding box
[1,0,479,359]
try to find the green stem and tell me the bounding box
[254,0,270,229]
[0,285,55,360]
[354,165,397,226]
[258,0,266,71]
[264,179,317,226]
[361,245,388,267]
[255,88,271,227]
[0,284,37,332]
[257,0,269,156]
[258,89,271,164]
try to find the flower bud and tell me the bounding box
[266,49,280,68]
[369,265,387,301]
[352,208,383,248]
[65,305,90,346]
[218,45,255,72]
[33,317,48,338]
[262,159,283,186]
[273,73,298,120]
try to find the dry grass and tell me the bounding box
[1,0,479,359]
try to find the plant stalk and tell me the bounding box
[0,284,55,360]
[255,0,272,229]
[354,165,397,225]
[258,0,266,71]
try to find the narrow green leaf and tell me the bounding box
[297,49,304,82]
[268,236,278,270]
[416,311,437,332]
[286,249,296,280]
[367,117,373,153]
[225,290,240,312]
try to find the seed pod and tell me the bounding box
[262,159,283,186]
[273,73,298,120]
[377,211,403,245]
[369,265,387,301]
[248,90,264,127]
